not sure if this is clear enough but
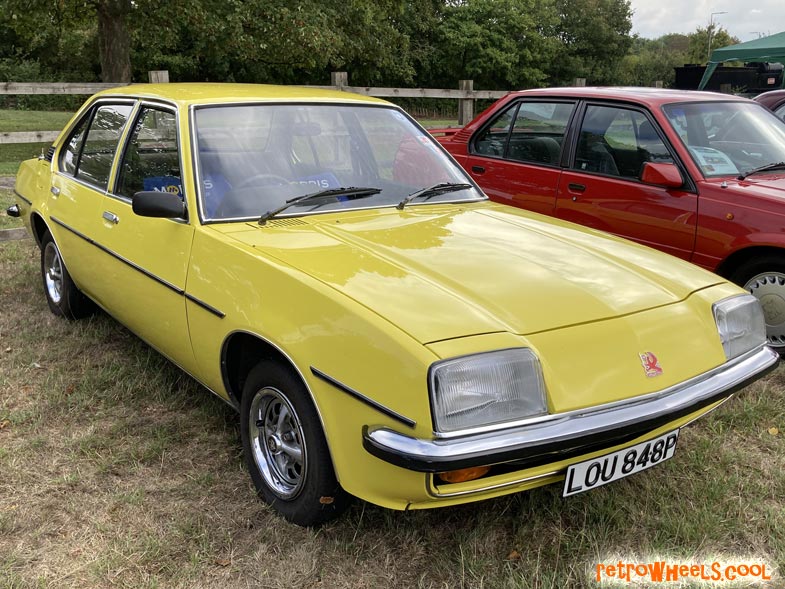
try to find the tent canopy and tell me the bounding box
[698,31,785,90]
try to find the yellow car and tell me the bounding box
[8,84,778,526]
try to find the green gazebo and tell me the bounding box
[698,31,785,90]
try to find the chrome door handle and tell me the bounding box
[102,211,120,224]
[50,186,60,197]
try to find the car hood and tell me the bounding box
[711,172,785,199]
[219,203,723,344]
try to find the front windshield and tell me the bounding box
[193,103,483,221]
[662,101,785,178]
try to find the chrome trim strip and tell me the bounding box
[310,367,416,428]
[14,190,33,206]
[49,216,224,318]
[364,345,778,472]
[184,293,225,318]
[428,469,561,499]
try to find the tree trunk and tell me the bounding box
[97,0,132,83]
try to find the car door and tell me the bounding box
[94,103,197,372]
[48,101,135,300]
[556,103,698,261]
[463,100,576,216]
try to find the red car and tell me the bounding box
[436,87,785,353]
[754,89,785,121]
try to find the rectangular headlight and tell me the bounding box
[713,294,766,361]
[429,348,547,433]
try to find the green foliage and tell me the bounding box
[617,35,689,87]
[548,0,634,85]
[688,25,740,63]
[432,0,560,89]
[0,0,640,94]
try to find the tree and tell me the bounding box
[688,25,739,64]
[617,35,689,87]
[96,0,131,82]
[433,0,560,89]
[548,0,633,85]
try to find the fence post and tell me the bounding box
[654,80,663,88]
[573,78,586,87]
[148,70,170,83]
[458,80,474,126]
[331,71,348,91]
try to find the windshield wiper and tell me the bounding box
[396,182,473,210]
[737,161,785,181]
[258,186,381,225]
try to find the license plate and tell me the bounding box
[563,429,679,497]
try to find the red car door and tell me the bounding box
[462,100,576,217]
[556,103,698,261]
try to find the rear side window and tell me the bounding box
[59,116,90,175]
[62,104,133,191]
[507,102,574,165]
[78,104,133,190]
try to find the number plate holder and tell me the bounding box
[563,429,680,497]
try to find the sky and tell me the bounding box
[628,0,784,42]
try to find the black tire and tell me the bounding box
[40,231,95,319]
[730,255,785,353]
[240,360,350,526]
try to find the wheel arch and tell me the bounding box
[715,245,785,280]
[221,330,315,411]
[30,212,49,248]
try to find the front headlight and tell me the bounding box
[713,294,766,361]
[429,348,547,433]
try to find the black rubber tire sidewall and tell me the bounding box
[240,360,350,526]
[40,231,95,319]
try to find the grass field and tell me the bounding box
[0,108,783,588]
[0,109,74,133]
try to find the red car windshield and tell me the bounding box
[662,101,785,178]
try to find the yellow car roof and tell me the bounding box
[93,83,391,107]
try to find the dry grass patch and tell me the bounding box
[1,238,783,589]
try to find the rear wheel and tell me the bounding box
[731,255,785,353]
[240,360,350,526]
[40,231,95,319]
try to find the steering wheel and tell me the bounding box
[235,174,290,190]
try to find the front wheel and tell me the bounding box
[730,256,785,353]
[40,231,95,319]
[240,360,350,526]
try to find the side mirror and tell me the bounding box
[132,191,186,219]
[640,162,683,188]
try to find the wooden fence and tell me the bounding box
[0,71,517,145]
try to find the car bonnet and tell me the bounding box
[218,203,724,344]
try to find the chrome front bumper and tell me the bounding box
[363,346,779,473]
